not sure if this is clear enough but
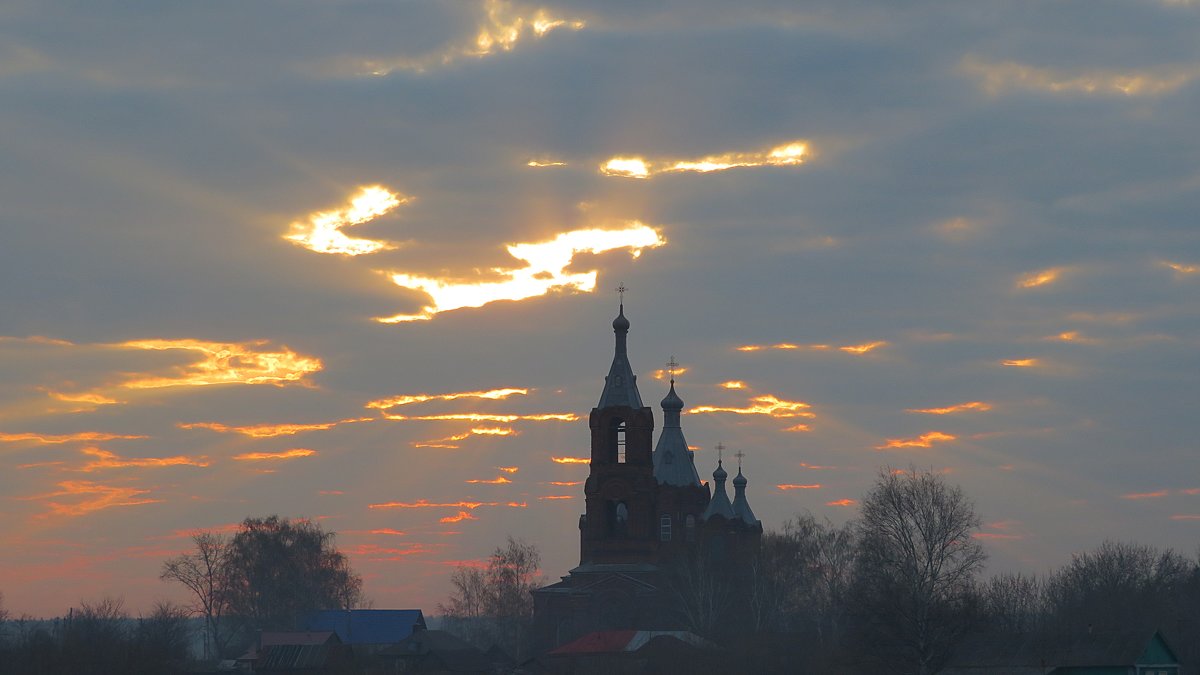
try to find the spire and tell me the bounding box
[731,451,759,526]
[653,357,702,487]
[597,285,644,409]
[702,444,735,521]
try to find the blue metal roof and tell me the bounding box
[302,609,426,645]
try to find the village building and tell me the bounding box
[531,302,763,650]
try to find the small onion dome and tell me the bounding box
[661,382,684,410]
[713,461,728,481]
[612,307,630,331]
[733,468,748,487]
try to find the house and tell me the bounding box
[942,629,1180,675]
[376,630,498,673]
[236,631,352,674]
[302,609,426,654]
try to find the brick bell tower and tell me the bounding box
[579,295,659,564]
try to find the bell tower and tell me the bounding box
[580,294,657,564]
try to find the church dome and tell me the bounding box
[660,382,684,410]
[612,308,630,331]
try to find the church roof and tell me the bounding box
[596,304,644,409]
[701,460,736,521]
[653,381,702,487]
[731,467,759,526]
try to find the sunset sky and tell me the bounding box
[2,0,1199,617]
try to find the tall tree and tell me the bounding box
[441,537,540,657]
[160,532,232,658]
[852,467,986,675]
[222,516,362,631]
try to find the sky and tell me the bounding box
[2,0,1199,618]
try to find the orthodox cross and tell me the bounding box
[666,355,679,384]
[616,283,627,305]
[735,449,746,471]
[715,442,726,464]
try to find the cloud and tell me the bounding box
[690,394,813,418]
[1016,267,1063,289]
[465,475,512,484]
[907,401,992,415]
[117,339,323,390]
[538,495,573,500]
[736,341,887,355]
[782,423,811,432]
[440,511,478,523]
[826,499,856,507]
[180,418,369,438]
[961,55,1200,97]
[876,431,957,449]
[231,449,316,461]
[777,484,822,490]
[385,413,576,422]
[413,427,518,449]
[366,388,528,411]
[551,457,589,464]
[1161,260,1199,276]
[283,185,406,256]
[377,223,665,322]
[23,481,161,518]
[719,381,746,389]
[1000,359,1039,368]
[78,447,210,471]
[349,0,585,76]
[0,431,147,445]
[600,140,809,178]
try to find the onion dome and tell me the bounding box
[597,304,644,409]
[653,380,702,487]
[731,467,759,527]
[702,460,736,521]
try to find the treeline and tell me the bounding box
[0,597,192,675]
[736,468,1200,674]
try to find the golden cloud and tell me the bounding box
[367,388,527,411]
[465,476,512,484]
[356,0,585,76]
[1016,267,1062,289]
[545,480,581,486]
[413,427,518,449]
[376,223,665,322]
[876,431,957,449]
[78,447,209,471]
[551,456,589,464]
[283,185,405,256]
[907,401,992,415]
[232,449,316,461]
[736,341,884,355]
[180,418,369,438]
[1161,260,1199,276]
[369,499,496,510]
[1001,359,1039,368]
[961,55,1199,97]
[826,499,856,507]
[600,140,809,178]
[441,511,478,523]
[719,381,747,390]
[526,158,567,168]
[497,466,519,474]
[777,484,822,490]
[839,341,888,354]
[539,495,574,500]
[690,394,813,418]
[117,339,322,390]
[783,424,811,433]
[386,413,576,423]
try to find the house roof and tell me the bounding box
[302,609,426,645]
[945,629,1178,669]
[377,629,477,657]
[255,643,351,671]
[548,630,713,655]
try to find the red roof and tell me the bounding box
[549,630,639,654]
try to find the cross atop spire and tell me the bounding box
[616,283,627,307]
[715,442,726,464]
[666,355,679,384]
[735,449,745,470]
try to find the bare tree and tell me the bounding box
[664,545,735,638]
[852,467,986,675]
[441,536,541,657]
[981,572,1043,634]
[160,531,232,658]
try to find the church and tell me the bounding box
[531,302,763,649]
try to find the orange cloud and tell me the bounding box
[690,394,813,418]
[117,339,322,390]
[539,495,574,500]
[385,413,576,423]
[1161,260,1199,276]
[777,484,822,490]
[782,423,811,432]
[876,431,957,449]
[0,431,147,445]
[545,480,581,486]
[369,499,494,510]
[719,381,747,389]
[180,417,368,438]
[840,341,888,354]
[441,511,479,523]
[465,476,512,485]
[78,447,209,471]
[366,388,528,410]
[800,462,836,470]
[600,140,809,178]
[497,466,519,474]
[25,481,161,517]
[1180,488,1200,495]
[1001,358,1039,368]
[413,426,518,448]
[232,449,316,461]
[551,457,589,464]
[1121,490,1170,500]
[45,391,119,406]
[651,366,690,380]
[369,528,407,535]
[376,224,665,322]
[284,185,405,256]
[907,401,992,415]
[1016,267,1062,289]
[826,499,856,507]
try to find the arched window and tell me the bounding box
[616,420,626,462]
[660,514,672,542]
[615,502,629,538]
[608,418,626,463]
[685,514,696,542]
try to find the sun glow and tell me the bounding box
[961,55,1199,97]
[877,431,957,449]
[284,185,404,256]
[600,140,810,178]
[118,339,323,390]
[377,224,665,322]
